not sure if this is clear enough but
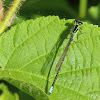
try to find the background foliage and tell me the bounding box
[3,0,99,26]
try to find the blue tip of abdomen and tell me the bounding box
[49,86,53,95]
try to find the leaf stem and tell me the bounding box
[79,0,87,18]
[0,0,21,35]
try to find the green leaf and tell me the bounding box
[0,83,19,100]
[0,16,100,100]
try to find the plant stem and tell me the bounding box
[79,0,87,18]
[0,0,21,35]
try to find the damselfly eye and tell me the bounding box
[79,22,83,25]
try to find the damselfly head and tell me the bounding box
[74,20,83,26]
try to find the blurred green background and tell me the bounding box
[4,0,100,26]
[1,0,100,100]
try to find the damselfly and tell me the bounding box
[49,20,83,95]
